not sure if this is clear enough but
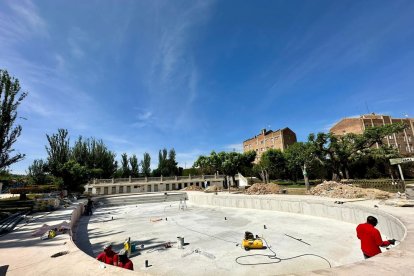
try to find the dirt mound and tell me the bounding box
[309,181,393,199]
[204,185,221,193]
[245,183,280,195]
[182,185,204,191]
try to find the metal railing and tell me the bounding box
[341,179,405,193]
[91,174,227,185]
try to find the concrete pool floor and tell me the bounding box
[82,202,367,275]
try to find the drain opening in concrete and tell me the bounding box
[51,251,69,258]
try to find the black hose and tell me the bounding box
[235,238,331,268]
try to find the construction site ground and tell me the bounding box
[1,192,413,276]
[82,201,362,275]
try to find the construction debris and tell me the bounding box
[204,185,221,193]
[245,183,280,195]
[181,185,204,191]
[181,248,216,259]
[308,181,393,199]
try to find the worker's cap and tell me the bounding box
[118,249,127,256]
[103,243,112,250]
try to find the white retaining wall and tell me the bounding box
[187,193,406,241]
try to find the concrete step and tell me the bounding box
[96,192,187,207]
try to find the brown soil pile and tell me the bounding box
[182,185,204,191]
[245,183,280,195]
[204,185,221,193]
[309,181,393,199]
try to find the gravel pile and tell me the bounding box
[245,183,280,195]
[309,181,393,199]
[204,185,221,193]
[182,185,204,191]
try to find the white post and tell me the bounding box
[397,164,405,182]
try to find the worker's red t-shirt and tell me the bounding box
[96,250,116,265]
[118,260,134,270]
[356,223,390,257]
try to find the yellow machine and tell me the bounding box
[242,231,264,250]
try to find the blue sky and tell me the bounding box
[1,0,413,174]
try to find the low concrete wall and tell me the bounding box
[187,193,406,242]
[70,202,84,237]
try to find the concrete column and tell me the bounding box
[189,174,192,179]
[145,176,148,182]
[129,176,132,183]
[112,178,114,184]
[93,179,96,184]
[161,175,163,181]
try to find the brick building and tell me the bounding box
[243,128,297,162]
[330,113,414,155]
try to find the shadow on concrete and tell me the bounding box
[74,215,94,256]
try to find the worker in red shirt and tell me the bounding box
[96,243,117,265]
[356,216,396,259]
[116,249,134,270]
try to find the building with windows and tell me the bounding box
[330,113,414,155]
[243,128,297,162]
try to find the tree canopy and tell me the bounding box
[0,70,27,170]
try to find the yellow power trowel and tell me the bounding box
[242,231,264,251]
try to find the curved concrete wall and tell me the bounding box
[186,193,406,241]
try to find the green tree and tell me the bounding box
[193,155,211,174]
[121,153,130,177]
[46,129,71,176]
[45,129,89,192]
[129,154,139,177]
[0,70,27,170]
[167,149,178,176]
[154,148,178,176]
[72,137,117,178]
[153,148,168,176]
[222,151,255,188]
[60,160,89,192]
[27,159,48,185]
[254,149,285,183]
[309,122,407,180]
[285,142,315,190]
[140,152,151,177]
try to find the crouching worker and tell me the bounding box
[116,249,134,270]
[356,216,396,259]
[96,243,117,265]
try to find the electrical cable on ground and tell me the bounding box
[235,238,331,268]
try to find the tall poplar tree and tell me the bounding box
[0,70,27,170]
